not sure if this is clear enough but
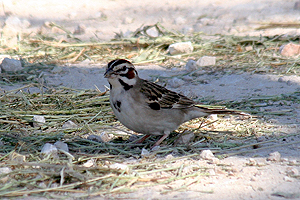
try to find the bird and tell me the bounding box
[104,59,247,147]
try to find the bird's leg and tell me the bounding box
[136,134,151,143]
[152,131,170,148]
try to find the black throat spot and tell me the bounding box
[113,100,121,112]
[118,79,133,91]
[148,102,161,110]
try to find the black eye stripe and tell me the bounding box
[115,66,127,72]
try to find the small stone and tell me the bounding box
[267,151,281,162]
[278,77,285,83]
[109,163,128,170]
[208,114,218,121]
[87,134,103,142]
[286,80,293,86]
[82,159,95,168]
[245,46,253,51]
[87,132,112,143]
[168,77,185,88]
[51,183,59,188]
[0,58,23,73]
[200,150,215,160]
[283,176,294,182]
[279,43,300,57]
[141,148,150,157]
[289,160,298,165]
[0,167,12,183]
[73,24,86,35]
[41,143,58,155]
[165,154,174,160]
[145,26,159,37]
[185,60,198,72]
[54,141,69,152]
[38,182,47,188]
[151,146,160,151]
[286,167,299,176]
[168,42,193,55]
[174,16,187,25]
[196,56,216,67]
[248,158,257,166]
[5,16,30,29]
[33,115,46,127]
[122,17,133,24]
[281,158,289,162]
[176,132,195,145]
[62,120,78,129]
[0,167,12,174]
[99,132,113,142]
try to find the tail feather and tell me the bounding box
[195,104,249,116]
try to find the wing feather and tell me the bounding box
[140,80,195,109]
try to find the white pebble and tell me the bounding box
[141,148,150,157]
[168,42,193,55]
[54,141,69,152]
[33,115,45,123]
[62,120,78,129]
[196,56,216,67]
[267,151,281,162]
[41,143,58,155]
[82,159,95,168]
[33,115,45,127]
[145,26,159,37]
[109,163,128,170]
[0,167,12,174]
[283,176,294,182]
[0,167,12,183]
[208,114,218,121]
[200,150,215,160]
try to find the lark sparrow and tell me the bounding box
[104,59,246,147]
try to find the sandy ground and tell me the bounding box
[1,0,300,199]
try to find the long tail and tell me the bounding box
[195,104,249,116]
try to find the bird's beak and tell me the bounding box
[104,68,113,78]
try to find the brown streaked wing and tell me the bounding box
[140,80,195,109]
